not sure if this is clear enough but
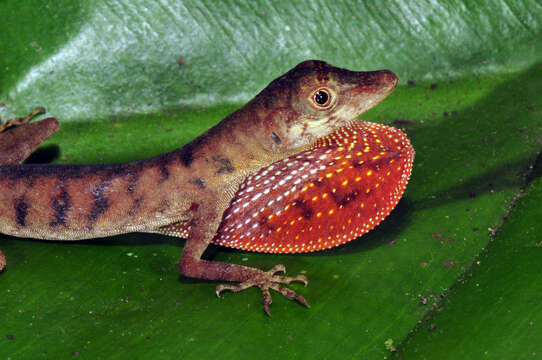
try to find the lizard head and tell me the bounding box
[256,60,398,152]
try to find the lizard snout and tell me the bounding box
[376,69,398,91]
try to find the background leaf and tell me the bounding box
[2,0,542,121]
[1,1,541,359]
[393,152,542,359]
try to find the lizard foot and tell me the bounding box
[216,264,309,316]
[0,107,45,133]
[0,250,6,272]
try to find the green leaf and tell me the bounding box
[1,1,542,359]
[2,0,542,121]
[393,157,542,359]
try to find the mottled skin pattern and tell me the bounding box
[0,60,410,314]
[0,109,59,273]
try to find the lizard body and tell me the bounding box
[0,60,411,314]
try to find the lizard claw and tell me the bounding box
[215,264,309,316]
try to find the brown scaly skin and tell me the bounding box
[0,108,59,272]
[0,108,59,165]
[0,60,398,314]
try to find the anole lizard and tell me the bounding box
[0,60,413,314]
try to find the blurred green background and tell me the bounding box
[1,1,541,359]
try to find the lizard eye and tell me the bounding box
[312,88,333,109]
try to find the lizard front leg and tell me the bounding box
[0,107,58,271]
[177,202,309,316]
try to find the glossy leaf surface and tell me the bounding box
[1,1,542,358]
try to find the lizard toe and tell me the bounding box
[215,281,253,297]
[272,273,308,286]
[215,265,309,316]
[261,288,273,316]
[267,264,308,286]
[269,283,310,308]
[267,264,286,275]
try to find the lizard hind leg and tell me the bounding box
[0,106,46,132]
[0,107,59,165]
[216,264,309,316]
[0,107,58,271]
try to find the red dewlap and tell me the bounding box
[213,121,414,253]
